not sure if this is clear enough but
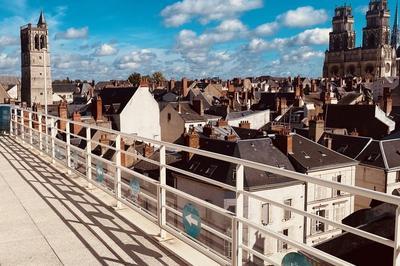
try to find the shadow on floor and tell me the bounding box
[0,136,184,266]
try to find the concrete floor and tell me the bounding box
[0,136,187,266]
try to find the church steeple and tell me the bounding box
[37,11,46,28]
[392,1,399,49]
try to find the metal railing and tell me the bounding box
[8,105,400,266]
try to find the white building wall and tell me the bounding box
[119,87,161,140]
[227,110,270,130]
[247,183,305,264]
[305,166,355,245]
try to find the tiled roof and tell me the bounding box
[318,133,372,159]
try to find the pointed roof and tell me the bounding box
[37,11,46,27]
[391,1,399,49]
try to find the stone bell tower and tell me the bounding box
[20,11,53,106]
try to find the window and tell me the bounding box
[333,175,343,197]
[283,199,292,221]
[205,165,217,176]
[261,203,271,225]
[396,172,400,183]
[278,229,289,252]
[167,113,171,121]
[315,185,327,200]
[334,203,346,222]
[312,209,327,234]
[232,169,236,182]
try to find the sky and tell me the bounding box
[0,0,398,81]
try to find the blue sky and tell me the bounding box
[0,0,398,81]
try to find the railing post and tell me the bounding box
[66,121,71,174]
[394,206,400,265]
[115,134,122,208]
[159,144,167,239]
[232,217,238,266]
[9,107,13,137]
[21,109,25,143]
[38,114,42,154]
[86,126,92,189]
[50,118,56,163]
[235,164,244,266]
[28,112,33,148]
[14,108,18,137]
[45,115,49,154]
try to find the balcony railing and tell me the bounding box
[7,105,400,266]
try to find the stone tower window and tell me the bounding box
[40,35,47,49]
[34,35,40,50]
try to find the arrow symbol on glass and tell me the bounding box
[185,214,198,227]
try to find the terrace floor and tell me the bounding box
[0,136,200,265]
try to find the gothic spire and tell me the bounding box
[37,11,46,27]
[392,1,399,49]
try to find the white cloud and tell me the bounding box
[278,6,328,28]
[94,44,118,56]
[247,27,331,52]
[114,49,157,70]
[255,22,279,36]
[0,53,18,69]
[0,36,18,46]
[55,27,88,40]
[161,0,262,27]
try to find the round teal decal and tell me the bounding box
[96,162,104,183]
[282,252,311,266]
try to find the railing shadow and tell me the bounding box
[0,136,183,266]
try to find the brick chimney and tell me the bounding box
[143,143,154,158]
[182,78,189,97]
[279,97,288,115]
[239,120,250,129]
[217,119,228,128]
[350,128,359,136]
[203,124,216,138]
[309,117,324,142]
[183,130,200,161]
[311,79,318,92]
[95,96,103,121]
[383,87,393,115]
[72,112,82,135]
[169,79,175,91]
[58,100,67,131]
[225,130,237,142]
[192,98,204,116]
[99,134,110,155]
[273,130,293,155]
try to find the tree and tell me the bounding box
[152,71,165,86]
[128,72,141,87]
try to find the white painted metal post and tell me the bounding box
[159,144,167,239]
[231,218,238,266]
[115,134,122,208]
[66,121,71,174]
[394,206,400,266]
[50,118,55,163]
[9,107,13,137]
[235,164,244,266]
[86,126,92,189]
[29,112,33,148]
[38,114,43,154]
[21,109,25,143]
[45,115,49,154]
[13,108,18,137]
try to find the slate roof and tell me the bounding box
[169,102,206,123]
[254,92,296,110]
[325,104,395,139]
[99,87,138,114]
[176,138,300,190]
[337,92,363,105]
[318,133,372,159]
[312,203,396,266]
[287,134,358,173]
[52,83,77,93]
[231,126,267,140]
[355,139,400,171]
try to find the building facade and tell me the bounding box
[20,12,53,106]
[323,1,398,79]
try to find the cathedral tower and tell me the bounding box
[329,6,355,52]
[362,0,391,49]
[20,11,53,107]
